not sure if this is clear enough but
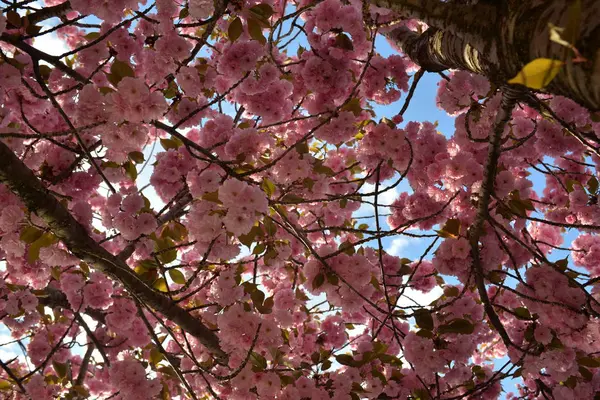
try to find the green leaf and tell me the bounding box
[6,11,21,28]
[295,141,309,154]
[303,177,315,190]
[250,288,266,308]
[228,17,243,42]
[53,361,68,378]
[157,366,178,377]
[253,242,266,255]
[438,318,474,335]
[587,176,599,194]
[261,178,276,197]
[249,4,274,19]
[179,7,190,19]
[77,263,89,277]
[247,18,266,44]
[311,351,321,364]
[25,23,43,36]
[156,238,177,264]
[163,80,179,99]
[381,117,395,128]
[160,138,181,150]
[580,366,594,381]
[280,193,304,203]
[280,374,295,386]
[297,46,306,58]
[339,241,355,255]
[372,341,388,354]
[372,368,387,384]
[413,388,432,400]
[513,307,532,320]
[565,178,580,193]
[312,273,325,290]
[28,233,58,264]
[263,218,277,236]
[507,192,536,216]
[123,161,137,181]
[38,65,52,82]
[201,190,221,203]
[488,271,504,284]
[108,59,135,87]
[507,58,563,90]
[169,269,186,285]
[238,224,263,247]
[84,32,101,41]
[257,296,274,314]
[138,259,159,270]
[334,33,354,51]
[370,275,381,292]
[326,272,339,286]
[413,309,434,331]
[416,329,434,339]
[378,353,403,367]
[342,98,362,117]
[129,151,145,164]
[296,289,309,301]
[0,379,12,390]
[335,354,356,366]
[250,352,268,371]
[578,357,600,368]
[150,348,164,365]
[99,86,115,95]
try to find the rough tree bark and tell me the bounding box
[376,0,600,111]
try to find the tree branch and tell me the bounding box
[467,86,524,351]
[0,140,228,364]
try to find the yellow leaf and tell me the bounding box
[507,58,564,89]
[0,379,12,390]
[150,348,164,365]
[153,278,168,292]
[436,218,461,239]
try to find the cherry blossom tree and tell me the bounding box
[0,0,599,399]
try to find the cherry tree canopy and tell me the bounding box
[0,0,599,399]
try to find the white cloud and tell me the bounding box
[32,29,70,57]
[397,286,444,308]
[387,237,410,256]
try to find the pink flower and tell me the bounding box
[255,372,280,398]
[136,213,157,236]
[451,237,471,259]
[0,205,24,233]
[223,211,254,237]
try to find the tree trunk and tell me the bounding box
[376,0,600,111]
